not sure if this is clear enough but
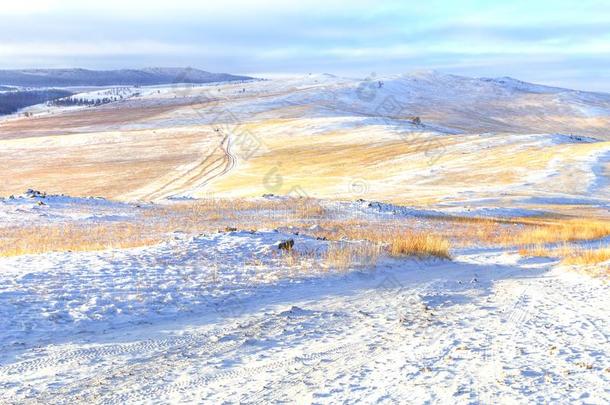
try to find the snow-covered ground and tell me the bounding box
[0,197,608,404]
[1,237,608,403]
[0,71,609,403]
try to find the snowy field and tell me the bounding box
[0,193,608,404]
[0,72,608,404]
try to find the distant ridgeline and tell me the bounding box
[0,68,252,87]
[0,89,73,115]
[0,67,252,115]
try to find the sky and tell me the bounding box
[0,0,609,91]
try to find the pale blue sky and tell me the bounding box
[1,0,609,91]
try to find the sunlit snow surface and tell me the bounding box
[0,195,608,404]
[0,72,609,403]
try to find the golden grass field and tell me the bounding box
[0,78,608,274]
[0,78,608,207]
[1,197,607,275]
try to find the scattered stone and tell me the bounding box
[25,189,46,198]
[576,361,593,370]
[278,239,294,251]
[316,236,327,241]
[37,201,46,206]
[224,227,238,232]
[367,201,383,210]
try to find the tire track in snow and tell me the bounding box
[0,315,267,377]
[241,286,461,404]
[107,342,360,405]
[142,132,234,201]
[30,309,351,404]
[182,132,236,193]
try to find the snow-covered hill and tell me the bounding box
[0,69,608,403]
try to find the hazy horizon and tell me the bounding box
[0,0,609,92]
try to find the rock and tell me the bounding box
[224,227,238,232]
[25,189,46,198]
[277,239,294,251]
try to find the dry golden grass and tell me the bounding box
[312,219,452,259]
[0,127,219,199]
[324,242,383,270]
[562,248,610,266]
[154,197,325,222]
[206,123,459,202]
[293,198,327,219]
[0,197,328,257]
[278,249,312,268]
[5,195,607,263]
[503,219,610,246]
[386,233,451,259]
[518,244,556,258]
[3,84,609,204]
[0,196,456,268]
[9,194,608,266]
[519,244,609,275]
[0,223,162,257]
[440,215,610,248]
[278,230,449,273]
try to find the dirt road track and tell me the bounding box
[142,132,235,200]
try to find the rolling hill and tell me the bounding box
[0,70,608,404]
[0,71,608,210]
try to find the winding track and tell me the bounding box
[141,132,235,201]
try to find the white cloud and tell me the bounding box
[0,41,201,57]
[0,0,608,91]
